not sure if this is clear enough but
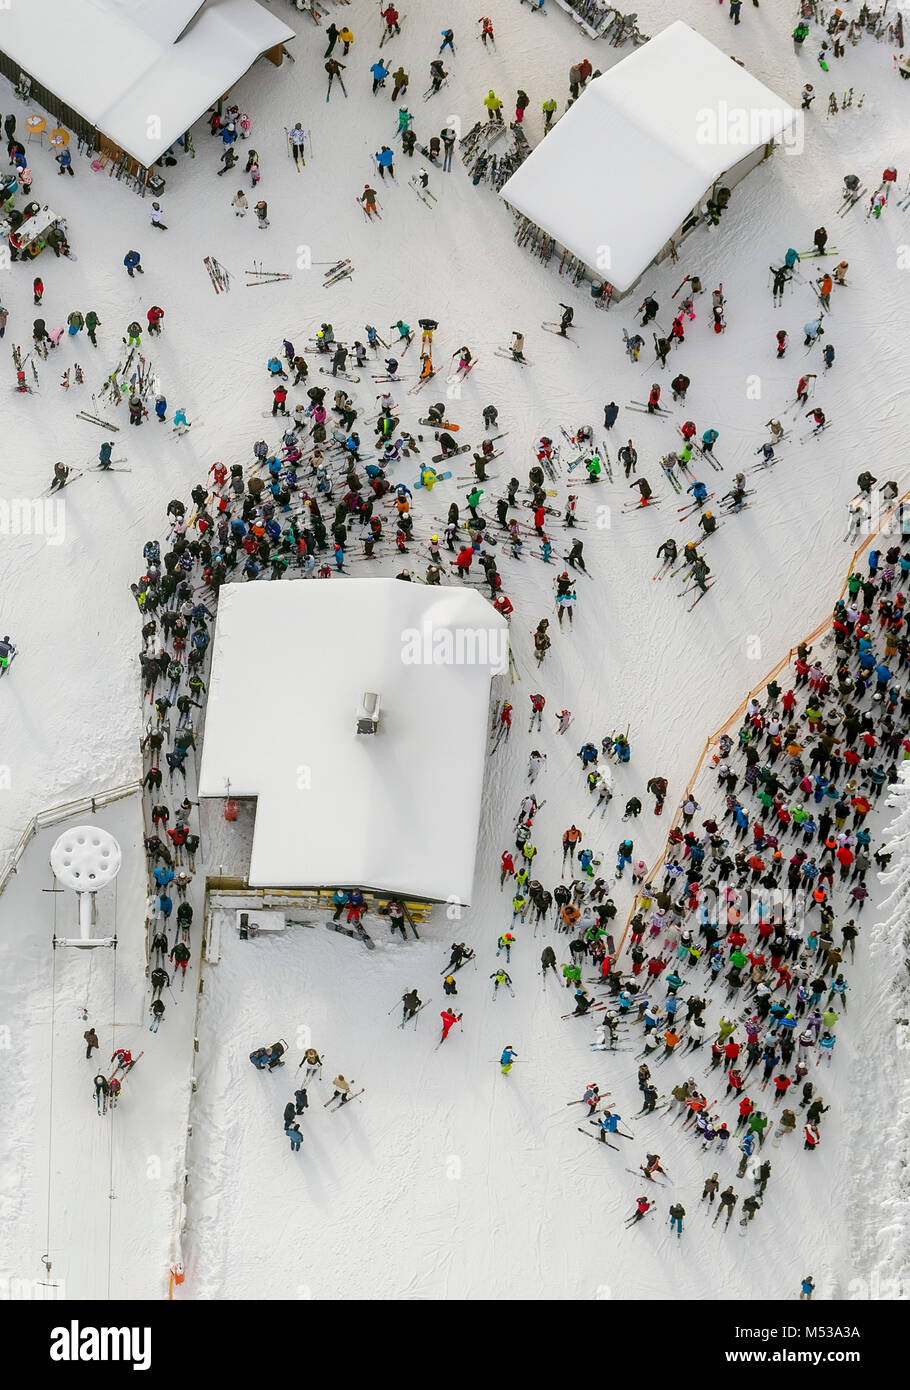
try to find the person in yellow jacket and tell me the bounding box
[484,90,503,123]
[542,97,557,131]
[339,26,354,54]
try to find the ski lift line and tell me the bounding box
[616,481,910,954]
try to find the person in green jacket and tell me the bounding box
[66,309,84,336]
[562,961,581,988]
[85,310,100,345]
[748,1110,769,1144]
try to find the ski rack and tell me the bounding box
[458,118,507,167]
[550,0,617,39]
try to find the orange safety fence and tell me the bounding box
[616,486,910,955]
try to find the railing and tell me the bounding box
[0,781,142,900]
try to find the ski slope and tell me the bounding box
[0,0,907,1301]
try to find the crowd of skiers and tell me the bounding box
[540,555,900,1246]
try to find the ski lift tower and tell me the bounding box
[49,824,121,949]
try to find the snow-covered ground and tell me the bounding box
[1,0,908,1301]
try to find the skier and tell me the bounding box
[93,1073,109,1114]
[713,1186,738,1226]
[624,1196,652,1227]
[288,123,307,165]
[150,966,169,1000]
[541,945,557,977]
[668,1203,685,1238]
[558,303,574,336]
[500,1044,518,1074]
[491,969,514,999]
[439,1008,462,1043]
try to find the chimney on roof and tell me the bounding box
[356,691,381,735]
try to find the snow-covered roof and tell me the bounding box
[198,581,508,904]
[500,20,797,292]
[0,0,294,166]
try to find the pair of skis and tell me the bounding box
[409,175,437,207]
[540,322,579,346]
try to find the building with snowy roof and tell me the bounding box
[500,20,797,297]
[0,0,294,183]
[197,580,509,907]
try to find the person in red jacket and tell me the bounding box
[452,546,474,579]
[647,956,667,980]
[500,851,514,887]
[439,1008,462,1043]
[493,593,513,621]
[723,1040,740,1070]
[147,304,165,335]
[804,1123,820,1151]
[272,384,288,416]
[774,1074,792,1102]
[726,1067,743,1095]
[33,276,43,305]
[737,1096,754,1131]
[647,383,661,412]
[625,1196,652,1226]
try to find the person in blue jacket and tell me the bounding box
[613,734,631,763]
[375,145,395,179]
[701,428,719,453]
[687,479,708,507]
[331,889,349,921]
[439,28,455,51]
[57,147,74,176]
[154,865,174,889]
[371,60,389,93]
[578,742,597,768]
[124,249,144,277]
[267,355,288,380]
[599,1109,620,1141]
[800,1275,815,1300]
[784,247,800,269]
[500,1045,518,1074]
[578,846,595,877]
[616,839,633,876]
[285,1122,303,1152]
[154,394,167,422]
[157,892,173,919]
